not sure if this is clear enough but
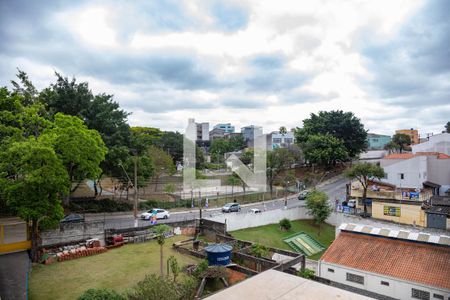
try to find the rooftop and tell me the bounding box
[205,269,371,300]
[383,152,450,159]
[321,230,450,290]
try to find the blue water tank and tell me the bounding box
[204,243,232,266]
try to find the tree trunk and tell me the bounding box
[318,223,321,236]
[160,244,164,277]
[362,187,367,213]
[154,175,159,192]
[30,219,40,262]
[93,180,98,197]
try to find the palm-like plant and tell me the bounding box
[154,224,171,277]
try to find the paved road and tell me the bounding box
[86,175,349,229]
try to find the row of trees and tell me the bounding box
[0,71,185,261]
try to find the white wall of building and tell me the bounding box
[319,261,450,300]
[381,156,426,189]
[413,133,450,155]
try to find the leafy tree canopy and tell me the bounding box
[305,190,332,227]
[302,134,348,166]
[295,110,367,158]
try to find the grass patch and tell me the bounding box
[230,220,335,260]
[29,235,199,300]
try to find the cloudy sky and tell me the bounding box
[1,0,449,136]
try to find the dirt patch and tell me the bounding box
[227,268,247,285]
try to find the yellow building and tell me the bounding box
[396,128,419,145]
[348,181,432,227]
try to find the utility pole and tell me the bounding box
[134,154,138,228]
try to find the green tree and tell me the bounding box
[305,190,332,235]
[228,134,246,151]
[210,138,230,163]
[226,175,241,200]
[0,139,70,261]
[167,255,180,283]
[240,149,254,165]
[148,146,176,191]
[302,134,348,166]
[295,110,367,158]
[154,225,171,277]
[391,133,411,153]
[279,126,288,136]
[156,131,184,164]
[345,163,385,214]
[39,113,107,201]
[446,121,450,133]
[384,140,398,154]
[267,148,295,196]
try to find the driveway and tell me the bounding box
[0,251,30,300]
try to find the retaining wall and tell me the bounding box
[40,220,105,247]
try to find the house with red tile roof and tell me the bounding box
[318,223,450,300]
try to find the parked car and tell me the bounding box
[222,203,241,213]
[61,214,85,223]
[298,190,311,200]
[249,208,261,214]
[140,209,170,220]
[347,199,357,208]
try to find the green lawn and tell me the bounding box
[29,235,199,300]
[230,220,335,260]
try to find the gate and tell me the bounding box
[426,213,446,230]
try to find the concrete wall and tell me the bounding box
[40,220,105,247]
[319,261,450,300]
[205,206,312,231]
[412,133,450,155]
[371,202,426,227]
[382,156,425,189]
[427,157,450,195]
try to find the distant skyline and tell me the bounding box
[1,0,449,135]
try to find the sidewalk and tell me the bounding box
[0,251,30,300]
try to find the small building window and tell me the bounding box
[412,288,430,300]
[433,294,443,300]
[399,173,405,180]
[380,281,389,286]
[346,273,364,285]
[327,268,334,273]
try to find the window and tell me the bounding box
[285,138,293,144]
[433,294,443,300]
[327,268,334,273]
[412,288,430,300]
[380,281,389,286]
[346,273,364,285]
[399,173,405,180]
[273,138,282,143]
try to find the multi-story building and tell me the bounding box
[209,128,225,141]
[241,125,263,147]
[213,123,235,133]
[366,133,391,150]
[266,131,295,150]
[396,128,419,145]
[319,223,450,300]
[196,122,209,141]
[381,152,450,196]
[412,133,450,156]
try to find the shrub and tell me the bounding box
[298,268,315,279]
[192,260,209,279]
[250,244,269,258]
[279,218,292,231]
[138,199,192,210]
[77,288,125,300]
[68,198,132,213]
[127,274,197,300]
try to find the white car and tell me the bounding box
[249,208,261,214]
[140,209,170,220]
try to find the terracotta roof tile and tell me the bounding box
[321,231,450,290]
[383,153,414,159]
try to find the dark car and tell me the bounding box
[222,203,241,213]
[61,214,85,223]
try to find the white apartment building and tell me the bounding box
[413,133,450,156]
[266,131,295,150]
[381,152,450,195]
